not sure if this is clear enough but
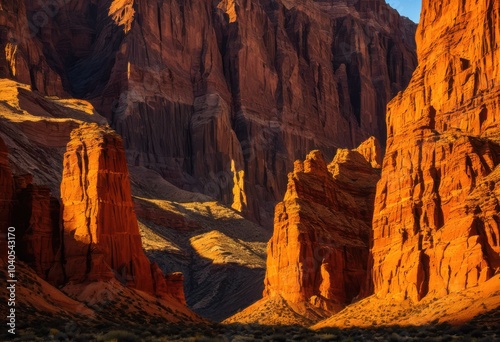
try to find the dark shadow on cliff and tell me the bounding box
[135,201,267,321]
[25,0,127,98]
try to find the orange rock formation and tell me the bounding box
[228,138,381,324]
[0,0,417,226]
[58,123,184,301]
[370,0,500,301]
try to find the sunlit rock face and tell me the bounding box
[264,139,381,314]
[56,123,185,302]
[0,0,417,226]
[227,138,381,325]
[370,0,500,302]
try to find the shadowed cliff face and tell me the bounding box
[0,137,13,235]
[370,0,500,302]
[0,123,204,324]
[0,79,270,319]
[0,0,417,226]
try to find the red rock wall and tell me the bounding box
[11,175,60,279]
[2,0,417,226]
[0,0,66,96]
[0,136,14,259]
[59,123,184,301]
[264,138,381,317]
[0,138,61,274]
[370,0,500,301]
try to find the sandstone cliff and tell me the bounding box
[226,138,381,325]
[369,0,500,302]
[0,136,13,233]
[57,123,184,300]
[0,136,14,260]
[0,120,201,324]
[0,78,269,320]
[11,174,60,279]
[0,0,66,96]
[0,0,417,226]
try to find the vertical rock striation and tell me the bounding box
[0,0,66,96]
[0,136,14,259]
[265,139,381,314]
[0,137,13,229]
[227,137,381,324]
[11,174,60,279]
[58,123,185,301]
[371,0,500,301]
[1,0,417,226]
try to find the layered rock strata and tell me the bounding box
[0,0,66,96]
[57,123,184,301]
[228,138,381,324]
[370,0,500,301]
[0,136,13,232]
[1,0,417,226]
[0,136,14,259]
[11,174,60,279]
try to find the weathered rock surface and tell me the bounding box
[0,139,60,278]
[11,174,60,279]
[227,139,381,325]
[314,274,500,329]
[0,79,270,320]
[0,0,66,96]
[0,126,202,325]
[1,0,417,226]
[370,0,500,302]
[57,123,184,302]
[132,168,270,321]
[0,259,202,328]
[0,136,13,233]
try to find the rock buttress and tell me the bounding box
[370,0,500,301]
[59,123,185,302]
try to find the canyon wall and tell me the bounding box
[0,137,13,234]
[0,0,417,226]
[227,138,381,325]
[11,174,60,279]
[370,0,500,301]
[0,0,66,96]
[1,122,187,304]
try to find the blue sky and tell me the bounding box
[386,1,422,23]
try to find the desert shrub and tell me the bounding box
[470,329,484,338]
[317,333,338,341]
[292,334,307,341]
[193,337,225,342]
[252,330,264,339]
[230,336,255,342]
[416,329,429,338]
[388,332,404,342]
[33,325,50,337]
[459,324,476,334]
[73,333,97,342]
[12,334,39,341]
[266,333,287,342]
[340,337,354,342]
[98,330,141,342]
[54,331,69,341]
